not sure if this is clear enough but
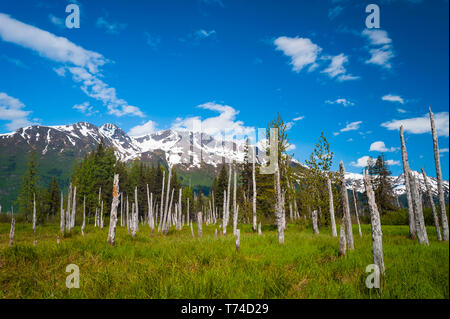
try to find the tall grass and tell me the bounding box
[0,222,448,298]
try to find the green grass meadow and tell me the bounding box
[0,222,448,299]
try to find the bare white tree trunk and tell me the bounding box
[126,195,130,234]
[134,186,139,233]
[421,168,442,241]
[312,209,319,234]
[400,125,416,239]
[339,214,347,256]
[327,176,337,237]
[159,170,165,232]
[81,196,86,236]
[252,149,257,232]
[258,222,262,235]
[33,192,36,234]
[66,184,72,232]
[275,163,284,244]
[289,203,293,222]
[120,192,123,227]
[429,108,449,241]
[233,169,237,235]
[178,189,182,230]
[226,163,232,228]
[9,214,15,247]
[339,161,354,249]
[107,174,120,245]
[71,186,77,230]
[60,192,65,235]
[100,200,104,229]
[352,188,362,237]
[131,203,136,238]
[190,221,194,237]
[164,167,172,227]
[197,212,203,237]
[409,171,429,245]
[222,189,227,235]
[187,197,190,226]
[363,170,385,275]
[236,229,240,252]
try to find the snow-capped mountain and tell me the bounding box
[343,170,449,197]
[0,122,448,197]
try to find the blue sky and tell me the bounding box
[0,0,448,178]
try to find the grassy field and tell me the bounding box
[0,221,448,299]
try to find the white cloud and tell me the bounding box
[325,98,355,107]
[286,143,296,151]
[274,36,322,72]
[0,13,144,118]
[73,102,97,116]
[48,14,64,27]
[293,116,304,121]
[440,148,449,153]
[328,6,344,20]
[340,121,362,132]
[274,36,358,81]
[96,17,127,34]
[362,29,394,69]
[171,102,255,141]
[385,159,400,166]
[194,29,216,39]
[382,94,404,104]
[381,112,449,137]
[369,141,398,152]
[129,120,158,137]
[144,32,160,49]
[351,156,371,167]
[397,108,407,113]
[0,92,33,130]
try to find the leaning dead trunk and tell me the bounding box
[409,171,429,245]
[339,161,354,249]
[421,168,442,241]
[352,188,362,237]
[429,108,449,241]
[327,176,337,237]
[400,126,416,239]
[9,214,15,247]
[107,174,120,245]
[312,209,319,234]
[197,212,203,237]
[275,163,284,244]
[363,170,385,275]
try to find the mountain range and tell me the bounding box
[0,122,448,210]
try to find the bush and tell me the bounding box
[381,206,449,226]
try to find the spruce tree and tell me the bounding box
[18,149,39,222]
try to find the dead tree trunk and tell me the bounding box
[66,184,72,232]
[100,200,104,229]
[352,188,362,237]
[187,197,190,226]
[71,186,77,231]
[126,195,130,234]
[363,170,385,275]
[258,222,262,235]
[327,176,337,237]
[429,108,449,241]
[178,189,182,230]
[60,192,65,235]
[81,196,86,236]
[159,170,165,233]
[233,169,237,235]
[312,209,319,234]
[33,193,36,234]
[400,125,416,239]
[131,203,136,238]
[275,163,284,244]
[9,214,15,247]
[421,168,442,241]
[409,171,429,245]
[339,214,347,256]
[236,229,240,252]
[222,189,227,235]
[107,174,120,245]
[164,168,172,228]
[120,192,123,227]
[252,149,257,232]
[339,161,354,249]
[134,186,139,233]
[197,212,202,237]
[190,221,194,237]
[226,163,232,229]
